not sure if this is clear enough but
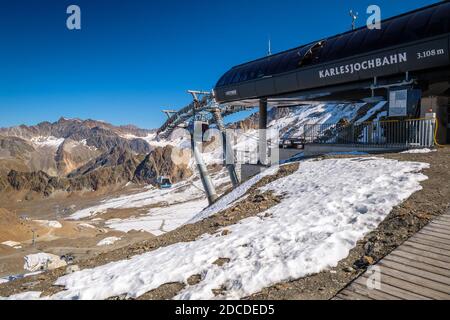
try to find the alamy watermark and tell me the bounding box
[367,5,381,30]
[366,265,382,290]
[64,4,381,31]
[66,5,81,30]
[169,126,281,168]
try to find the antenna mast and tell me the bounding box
[267,36,272,56]
[349,10,358,30]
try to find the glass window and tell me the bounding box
[275,50,302,73]
[298,41,326,66]
[340,29,368,57]
[265,54,284,76]
[404,10,432,41]
[361,27,384,52]
[318,37,338,63]
[381,15,409,48]
[426,4,450,37]
[274,52,291,74]
[231,69,242,85]
[221,69,236,86]
[253,60,268,78]
[247,62,259,80]
[216,73,228,87]
[237,65,251,82]
[324,34,351,61]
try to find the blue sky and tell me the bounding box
[0,0,440,129]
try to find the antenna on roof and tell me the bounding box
[349,10,358,30]
[267,35,272,56]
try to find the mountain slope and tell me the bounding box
[0,118,154,177]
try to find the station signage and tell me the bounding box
[319,53,408,79]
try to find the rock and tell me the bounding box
[353,256,375,269]
[252,194,266,203]
[221,229,231,236]
[133,145,192,186]
[364,242,374,254]
[108,294,129,300]
[65,265,80,274]
[212,286,226,296]
[275,283,290,290]
[213,258,231,267]
[364,256,375,265]
[187,274,202,286]
[343,266,355,273]
[133,249,145,254]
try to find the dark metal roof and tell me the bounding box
[215,1,450,89]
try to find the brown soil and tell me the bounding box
[0,183,147,221]
[0,148,448,300]
[0,208,32,243]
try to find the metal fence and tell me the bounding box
[301,118,435,148]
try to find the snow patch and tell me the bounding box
[24,253,67,272]
[34,220,62,229]
[327,151,369,156]
[69,178,208,221]
[0,291,42,300]
[78,223,96,229]
[401,148,436,154]
[49,158,428,300]
[1,241,22,249]
[31,136,65,148]
[97,237,122,247]
[190,166,279,223]
[106,199,208,236]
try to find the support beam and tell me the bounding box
[212,109,240,188]
[259,99,268,165]
[191,123,218,205]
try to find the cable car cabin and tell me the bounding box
[214,2,450,103]
[157,176,172,189]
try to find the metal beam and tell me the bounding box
[191,122,218,205]
[212,108,240,188]
[259,99,268,165]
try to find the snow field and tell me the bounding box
[47,157,428,300]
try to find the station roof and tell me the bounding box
[215,2,450,89]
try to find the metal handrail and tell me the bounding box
[297,118,435,148]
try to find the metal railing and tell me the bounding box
[301,118,435,148]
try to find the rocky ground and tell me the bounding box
[0,147,448,300]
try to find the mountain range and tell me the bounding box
[0,118,191,199]
[0,102,387,201]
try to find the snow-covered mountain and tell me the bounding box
[0,102,387,198]
[0,118,192,198]
[0,117,155,177]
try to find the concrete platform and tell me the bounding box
[303,144,407,156]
